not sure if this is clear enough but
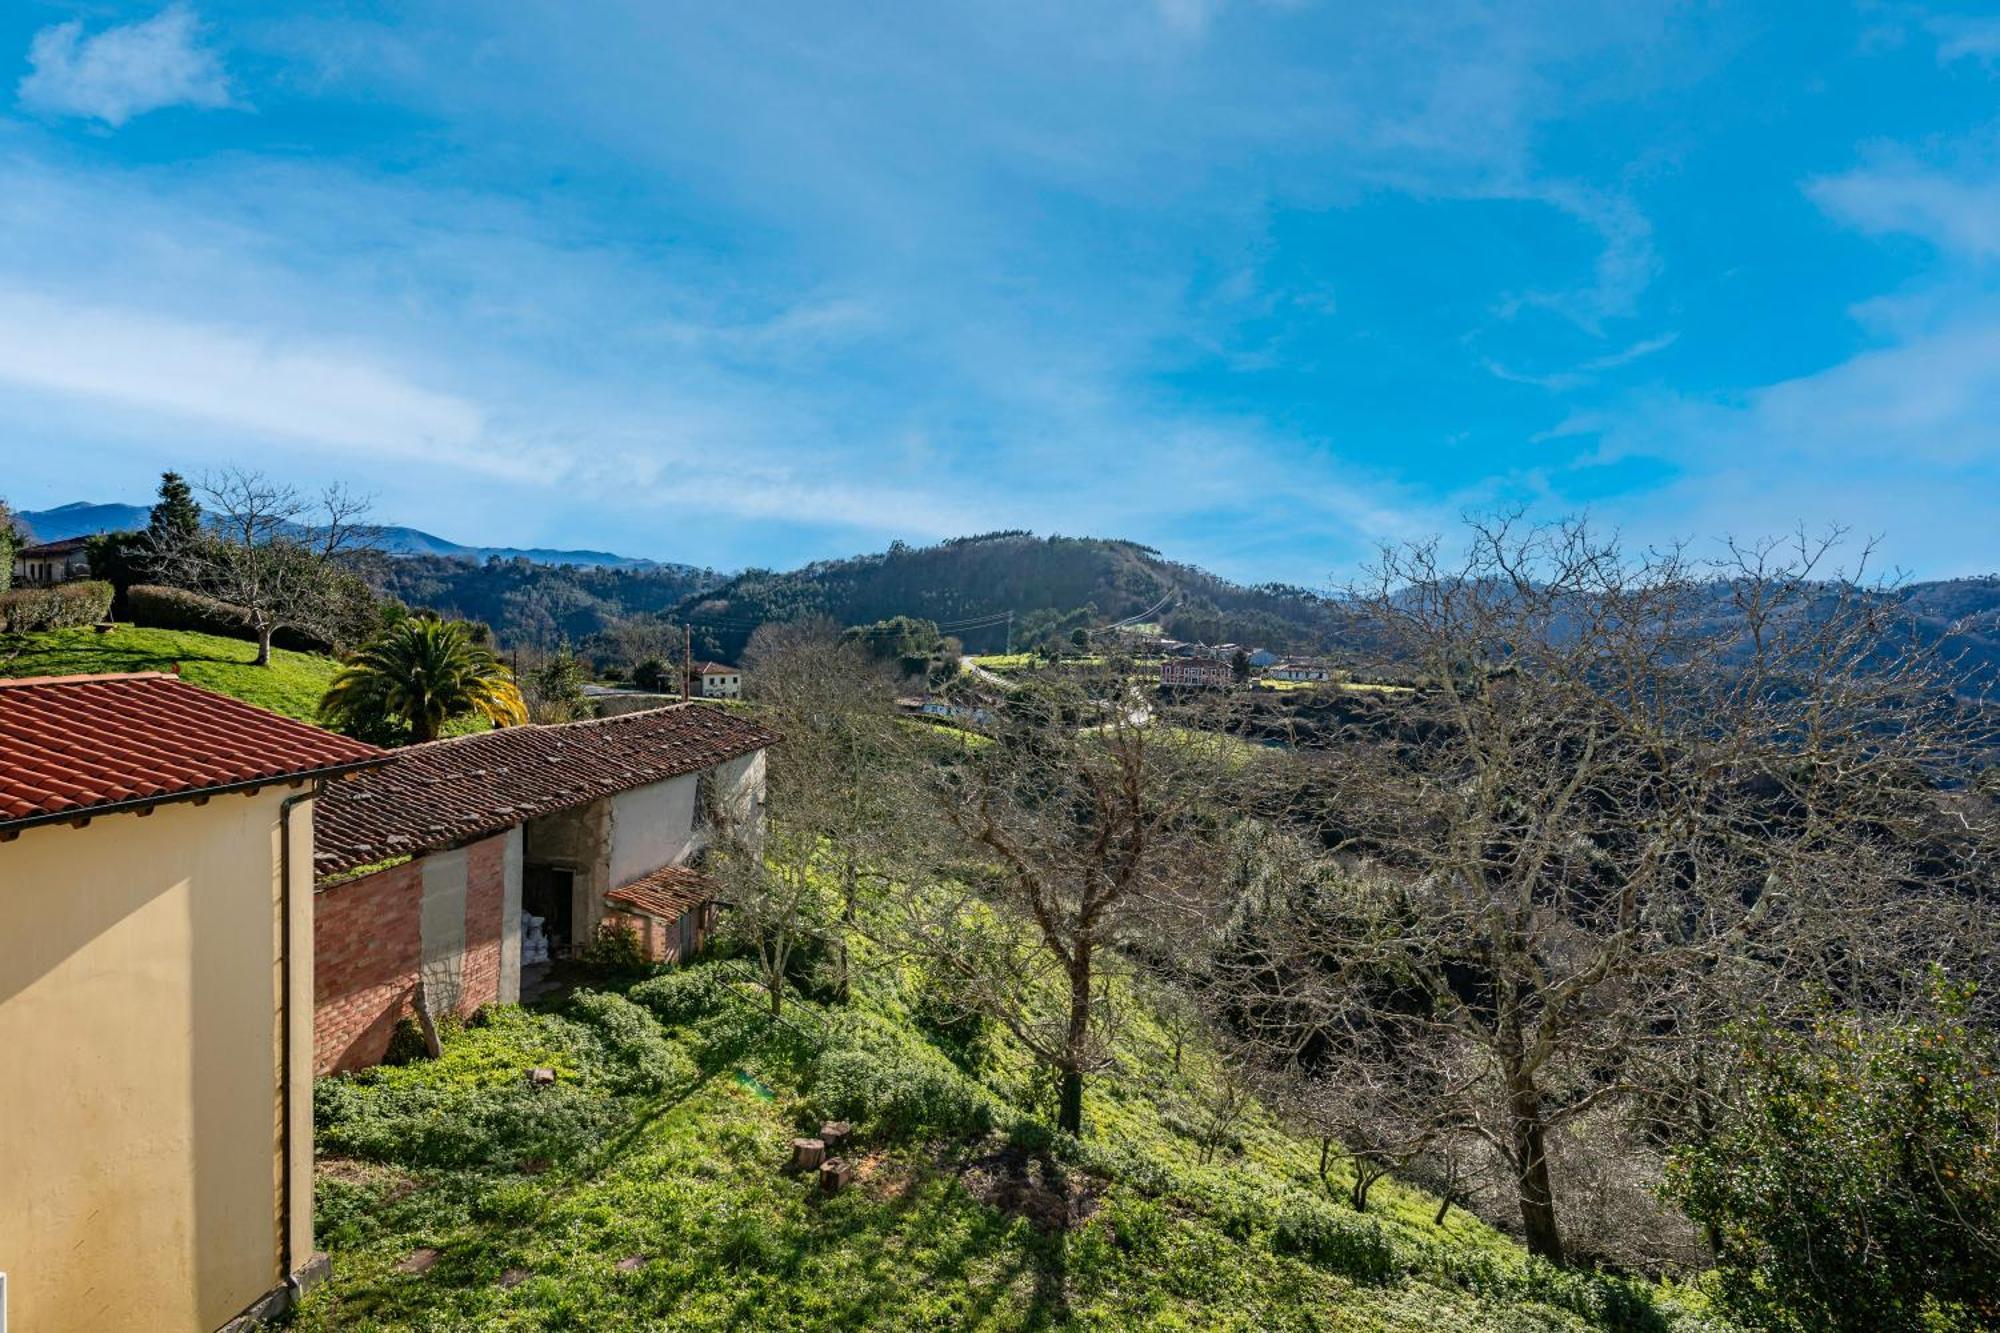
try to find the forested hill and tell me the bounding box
[672,532,1342,659]
[359,553,721,649]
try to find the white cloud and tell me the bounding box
[1930,16,2000,66]
[1810,162,2000,258]
[0,288,491,463]
[1153,0,1222,39]
[17,5,234,127]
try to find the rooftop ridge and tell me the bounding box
[0,671,179,688]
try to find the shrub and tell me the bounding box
[1270,1192,1399,1284]
[1664,975,2000,1333]
[907,966,990,1071]
[576,922,653,974]
[1418,1247,1664,1332]
[126,583,332,651]
[314,1078,621,1171]
[566,990,692,1096]
[630,967,731,1025]
[804,1015,996,1142]
[0,579,113,632]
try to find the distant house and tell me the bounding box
[1266,662,1331,682]
[10,536,93,587]
[921,696,995,726]
[0,672,385,1331]
[1246,648,1280,668]
[694,661,743,699]
[1161,658,1233,688]
[311,703,776,1073]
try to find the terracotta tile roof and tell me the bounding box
[605,863,713,921]
[313,703,777,876]
[0,672,385,832]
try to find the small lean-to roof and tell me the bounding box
[0,672,385,834]
[313,703,777,877]
[605,863,713,921]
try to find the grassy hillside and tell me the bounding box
[299,960,1716,1332]
[0,624,340,720]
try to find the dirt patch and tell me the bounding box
[319,1157,419,1206]
[853,1151,917,1202]
[956,1145,1100,1232]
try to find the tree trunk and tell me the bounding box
[768,967,784,1017]
[411,979,444,1060]
[255,622,274,668]
[1434,1195,1453,1227]
[1058,935,1094,1136]
[1057,1067,1084,1136]
[835,854,857,1003]
[1507,1072,1563,1264]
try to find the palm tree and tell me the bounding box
[320,616,528,743]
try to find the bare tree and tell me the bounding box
[1232,519,1993,1264]
[709,812,831,1017]
[900,668,1232,1136]
[152,468,376,665]
[742,617,909,1001]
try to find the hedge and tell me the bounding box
[126,584,332,652]
[0,580,114,632]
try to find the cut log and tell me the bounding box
[819,1158,853,1194]
[790,1138,826,1172]
[818,1120,853,1151]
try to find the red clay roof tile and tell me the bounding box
[0,672,385,830]
[312,703,776,876]
[605,863,713,920]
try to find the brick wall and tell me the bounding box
[315,830,512,1075]
[461,835,507,1016]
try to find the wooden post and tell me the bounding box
[790,1138,826,1172]
[818,1121,852,1152]
[819,1158,853,1194]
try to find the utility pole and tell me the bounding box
[682,623,693,702]
[1004,610,1014,656]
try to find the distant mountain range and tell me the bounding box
[15,501,659,570]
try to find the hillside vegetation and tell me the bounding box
[0,624,340,720]
[300,960,1711,1332]
[676,533,1340,660]
[357,553,721,653]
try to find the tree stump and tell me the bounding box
[819,1158,853,1194]
[818,1120,853,1151]
[527,1067,556,1087]
[790,1138,826,1172]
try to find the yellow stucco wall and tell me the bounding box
[0,787,315,1333]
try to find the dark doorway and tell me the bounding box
[523,866,575,947]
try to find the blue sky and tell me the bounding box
[2,2,1998,583]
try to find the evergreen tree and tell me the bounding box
[147,472,203,547]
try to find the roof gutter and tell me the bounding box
[0,758,384,840]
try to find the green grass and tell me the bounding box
[298,953,1719,1332]
[0,624,341,720]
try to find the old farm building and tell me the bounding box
[310,704,776,1074]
